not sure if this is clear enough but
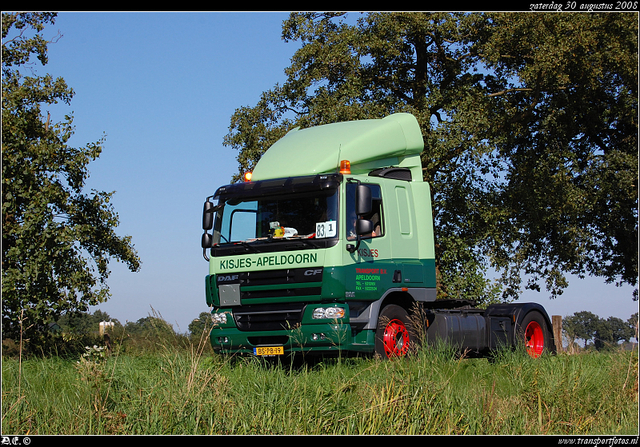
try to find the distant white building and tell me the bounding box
[99,321,115,336]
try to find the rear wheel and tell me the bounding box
[375,304,415,359]
[519,311,552,358]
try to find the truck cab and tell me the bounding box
[201,113,554,359]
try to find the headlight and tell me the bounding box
[312,307,345,320]
[211,312,228,325]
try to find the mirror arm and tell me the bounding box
[347,236,361,253]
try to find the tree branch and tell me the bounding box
[487,86,567,97]
[487,87,533,97]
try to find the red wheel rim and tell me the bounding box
[525,321,544,358]
[383,318,410,358]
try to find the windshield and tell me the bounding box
[212,188,339,253]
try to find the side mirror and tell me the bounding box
[356,218,374,236]
[202,201,216,230]
[201,232,214,249]
[347,184,374,254]
[201,232,214,261]
[355,184,372,216]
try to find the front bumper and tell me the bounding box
[209,322,375,355]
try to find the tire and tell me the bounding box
[375,304,415,359]
[518,311,553,358]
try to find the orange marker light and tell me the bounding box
[339,160,351,174]
[244,171,253,182]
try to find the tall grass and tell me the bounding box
[2,338,637,435]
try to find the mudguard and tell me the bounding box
[485,302,555,349]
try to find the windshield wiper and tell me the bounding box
[264,235,318,249]
[288,237,317,249]
[234,240,260,253]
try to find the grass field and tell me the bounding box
[2,340,638,435]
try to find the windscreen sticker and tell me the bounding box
[315,221,337,239]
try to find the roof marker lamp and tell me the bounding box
[244,171,253,182]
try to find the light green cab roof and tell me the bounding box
[251,113,424,181]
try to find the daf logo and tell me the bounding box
[304,269,323,277]
[218,274,239,283]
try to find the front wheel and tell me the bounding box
[518,311,553,358]
[375,304,415,359]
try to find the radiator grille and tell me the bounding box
[219,267,323,332]
[233,303,306,331]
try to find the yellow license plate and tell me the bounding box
[254,346,284,356]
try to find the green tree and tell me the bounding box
[2,13,141,348]
[564,311,636,350]
[57,309,121,336]
[478,13,638,299]
[124,316,175,338]
[593,316,634,350]
[188,311,213,340]
[224,12,637,304]
[563,310,600,348]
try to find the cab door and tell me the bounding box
[342,181,394,300]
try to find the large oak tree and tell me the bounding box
[224,12,637,304]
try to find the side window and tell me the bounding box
[346,183,384,240]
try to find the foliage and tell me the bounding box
[478,13,638,298]
[2,13,141,348]
[2,309,213,358]
[188,311,214,341]
[2,309,636,434]
[74,344,110,416]
[57,309,120,335]
[124,316,175,338]
[563,311,638,350]
[1,344,637,435]
[224,12,637,304]
[77,344,107,364]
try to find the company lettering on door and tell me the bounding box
[355,267,387,292]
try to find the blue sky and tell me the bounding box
[32,11,637,332]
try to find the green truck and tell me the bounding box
[201,113,555,359]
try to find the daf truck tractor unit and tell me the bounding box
[200,113,555,359]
